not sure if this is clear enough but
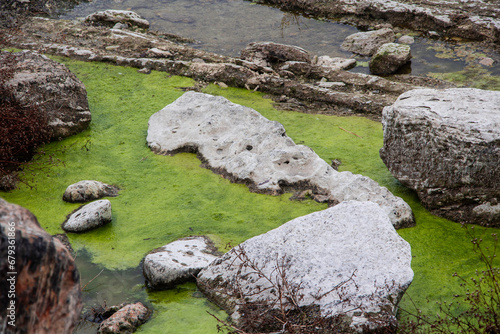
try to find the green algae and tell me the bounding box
[1,56,498,332]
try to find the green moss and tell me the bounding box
[429,65,500,91]
[1,57,498,333]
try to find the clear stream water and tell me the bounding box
[58,0,500,78]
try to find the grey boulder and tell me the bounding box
[341,28,395,56]
[85,10,150,29]
[197,201,414,332]
[380,88,500,226]
[63,180,119,203]
[369,43,412,75]
[1,50,90,139]
[143,236,219,289]
[147,91,414,228]
[62,200,112,233]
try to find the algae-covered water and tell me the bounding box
[1,56,499,333]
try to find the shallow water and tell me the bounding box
[57,0,500,80]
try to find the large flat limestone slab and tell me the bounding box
[147,91,414,228]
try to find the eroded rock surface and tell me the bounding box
[197,201,413,333]
[0,50,91,139]
[369,43,412,75]
[63,180,119,203]
[380,88,500,226]
[85,10,150,29]
[147,91,414,228]
[240,41,311,68]
[97,302,151,334]
[1,17,454,119]
[341,28,395,56]
[0,198,82,334]
[62,199,112,232]
[254,0,500,44]
[143,236,220,289]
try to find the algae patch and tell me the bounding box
[1,56,498,333]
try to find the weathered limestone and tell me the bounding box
[341,28,395,56]
[63,180,119,203]
[0,199,82,334]
[62,199,112,232]
[255,0,500,44]
[197,201,414,333]
[143,236,220,289]
[369,43,412,75]
[380,88,500,226]
[85,10,150,29]
[0,50,91,139]
[147,91,414,228]
[97,302,151,334]
[240,41,311,68]
[314,55,357,71]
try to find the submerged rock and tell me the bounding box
[0,50,91,139]
[0,199,82,333]
[85,10,150,29]
[63,180,119,203]
[62,199,112,232]
[147,91,414,228]
[97,302,151,334]
[341,28,395,56]
[143,236,220,289]
[197,201,413,333]
[369,43,412,75]
[380,88,500,226]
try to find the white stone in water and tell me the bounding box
[147,91,414,228]
[143,237,219,289]
[197,201,414,332]
[62,200,112,233]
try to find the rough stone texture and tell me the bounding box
[0,50,91,139]
[240,41,311,68]
[369,43,412,75]
[62,199,112,232]
[254,0,500,44]
[341,28,395,56]
[63,180,120,203]
[314,55,357,71]
[85,10,150,29]
[197,201,413,333]
[97,302,151,334]
[0,198,82,334]
[147,91,414,228]
[143,236,220,289]
[380,88,500,226]
[2,18,455,119]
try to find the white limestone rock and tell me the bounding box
[143,236,219,289]
[62,200,112,233]
[380,88,500,226]
[197,201,414,332]
[147,91,414,228]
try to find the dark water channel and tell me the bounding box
[59,0,500,80]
